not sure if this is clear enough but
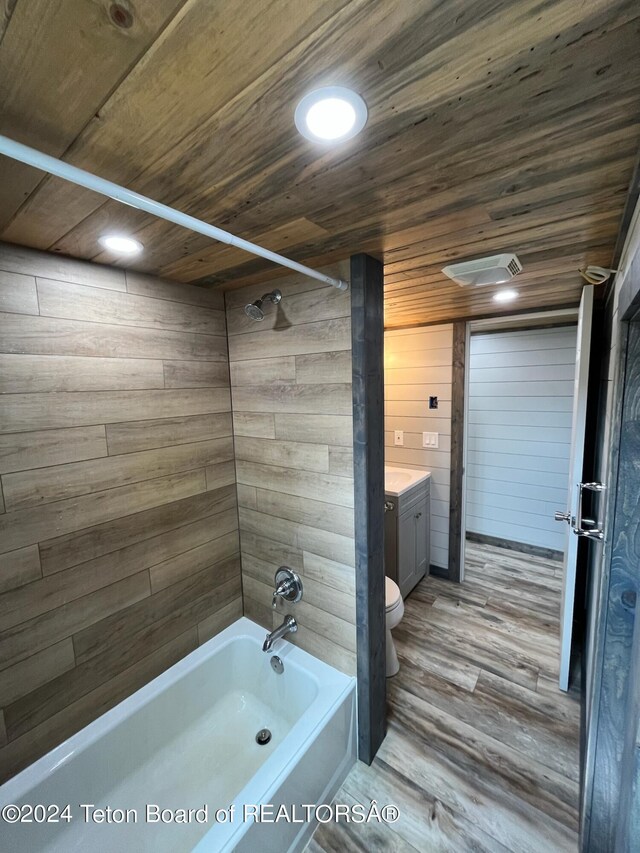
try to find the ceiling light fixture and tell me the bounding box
[295,86,368,143]
[99,234,143,255]
[493,289,518,304]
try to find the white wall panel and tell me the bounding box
[469,394,573,411]
[466,325,577,554]
[466,462,569,490]
[468,409,572,427]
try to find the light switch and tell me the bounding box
[394,430,404,446]
[423,432,439,448]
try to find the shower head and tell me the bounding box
[244,289,282,321]
[244,302,265,321]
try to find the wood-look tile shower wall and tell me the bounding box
[226,263,357,675]
[0,243,241,781]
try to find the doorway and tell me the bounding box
[463,322,577,561]
[460,307,591,693]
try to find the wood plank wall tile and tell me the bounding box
[36,279,227,337]
[227,262,356,675]
[0,271,38,315]
[197,597,244,644]
[0,546,41,594]
[163,360,230,388]
[0,388,231,433]
[0,312,230,361]
[124,271,225,310]
[0,243,240,783]
[0,426,109,474]
[2,437,234,512]
[72,559,241,668]
[105,413,233,455]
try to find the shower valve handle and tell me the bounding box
[272,579,293,608]
[271,567,303,608]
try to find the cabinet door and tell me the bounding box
[398,496,429,598]
[414,496,428,580]
[397,509,417,598]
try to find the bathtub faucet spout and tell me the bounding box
[263,615,298,652]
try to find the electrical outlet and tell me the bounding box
[423,431,439,448]
[394,430,404,446]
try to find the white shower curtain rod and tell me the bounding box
[0,134,349,291]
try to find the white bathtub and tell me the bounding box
[0,618,356,852]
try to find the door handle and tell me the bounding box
[554,511,571,524]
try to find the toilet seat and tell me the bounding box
[385,576,401,612]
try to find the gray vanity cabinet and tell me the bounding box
[384,479,430,598]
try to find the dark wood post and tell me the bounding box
[351,253,386,764]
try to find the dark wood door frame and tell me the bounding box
[447,320,466,583]
[581,152,640,851]
[425,320,466,583]
[350,253,386,764]
[582,260,640,850]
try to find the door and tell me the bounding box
[556,285,594,691]
[397,495,428,597]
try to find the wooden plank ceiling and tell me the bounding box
[0,0,639,328]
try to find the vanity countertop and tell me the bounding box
[384,465,431,497]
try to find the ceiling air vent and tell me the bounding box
[442,253,523,287]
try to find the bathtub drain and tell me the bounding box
[255,728,272,745]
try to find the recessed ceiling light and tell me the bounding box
[99,234,143,255]
[493,289,518,303]
[295,86,367,143]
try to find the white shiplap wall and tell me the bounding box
[466,325,577,554]
[384,324,453,569]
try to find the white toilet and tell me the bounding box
[385,577,404,677]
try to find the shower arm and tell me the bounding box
[258,290,281,304]
[0,134,349,292]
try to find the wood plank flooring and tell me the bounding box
[307,542,580,852]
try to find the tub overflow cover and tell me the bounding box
[255,728,272,745]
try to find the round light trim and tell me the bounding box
[295,86,367,143]
[99,234,143,255]
[493,288,519,303]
